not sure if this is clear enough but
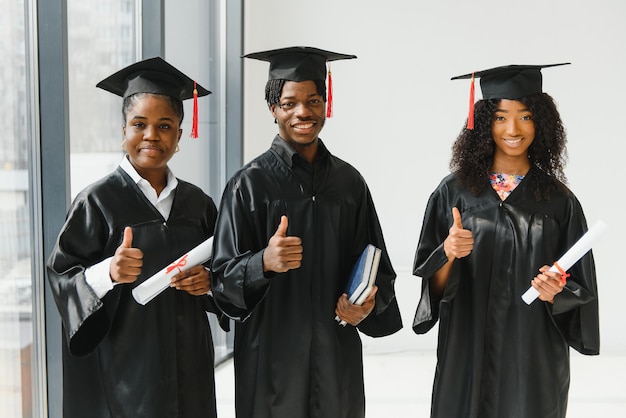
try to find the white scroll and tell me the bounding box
[132,236,213,305]
[521,220,607,305]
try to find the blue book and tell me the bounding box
[345,244,381,304]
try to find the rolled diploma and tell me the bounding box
[521,220,607,305]
[132,236,213,305]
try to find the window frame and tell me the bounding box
[33,0,242,416]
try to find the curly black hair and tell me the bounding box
[264,79,327,105]
[450,93,568,201]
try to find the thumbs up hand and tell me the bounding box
[110,226,144,283]
[443,207,474,260]
[263,215,303,273]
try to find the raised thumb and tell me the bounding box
[274,215,288,237]
[122,226,133,248]
[452,207,463,229]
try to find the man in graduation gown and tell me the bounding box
[46,58,226,418]
[211,46,403,418]
[412,64,600,418]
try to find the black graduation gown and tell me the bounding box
[412,170,600,418]
[47,167,221,418]
[211,137,402,418]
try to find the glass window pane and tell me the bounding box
[0,0,34,416]
[67,0,137,197]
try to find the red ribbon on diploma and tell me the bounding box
[553,261,570,285]
[166,254,188,274]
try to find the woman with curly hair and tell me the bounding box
[412,64,599,418]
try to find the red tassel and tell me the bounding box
[326,65,333,118]
[467,72,475,130]
[190,81,199,139]
[553,261,570,285]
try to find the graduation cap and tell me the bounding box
[243,46,357,117]
[96,57,211,138]
[452,63,570,129]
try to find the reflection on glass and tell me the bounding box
[68,0,137,197]
[0,0,33,416]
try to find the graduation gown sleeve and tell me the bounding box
[210,163,274,321]
[353,182,403,337]
[47,178,126,356]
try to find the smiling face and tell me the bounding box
[270,80,325,159]
[122,93,183,183]
[491,99,535,173]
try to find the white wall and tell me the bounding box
[243,0,626,354]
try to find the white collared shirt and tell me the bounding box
[119,155,178,220]
[85,156,178,298]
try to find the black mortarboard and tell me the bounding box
[243,46,356,118]
[243,46,356,82]
[452,63,570,129]
[452,63,570,100]
[96,57,211,137]
[96,56,211,99]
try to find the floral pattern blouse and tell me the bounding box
[489,172,525,201]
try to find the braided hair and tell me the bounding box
[264,79,327,105]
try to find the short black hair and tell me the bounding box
[264,79,327,105]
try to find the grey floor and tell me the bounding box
[214,274,626,417]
